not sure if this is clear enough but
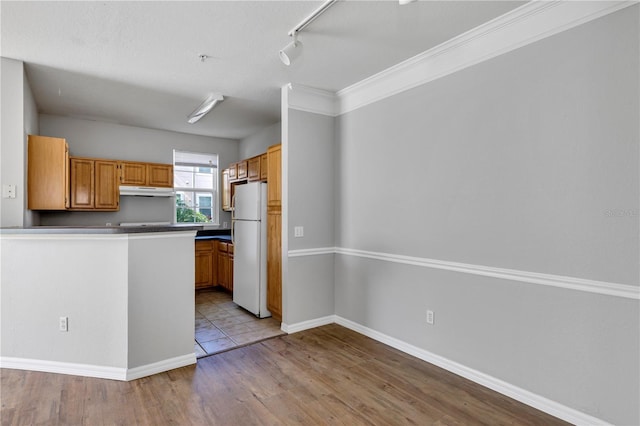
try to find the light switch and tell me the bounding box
[2,184,16,199]
[294,226,304,238]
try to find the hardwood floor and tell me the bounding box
[1,324,568,425]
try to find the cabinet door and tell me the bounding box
[217,242,229,289]
[227,243,234,292]
[147,163,173,187]
[260,153,268,181]
[267,144,281,208]
[237,160,248,180]
[247,156,261,182]
[120,162,147,186]
[267,212,282,320]
[221,169,231,211]
[195,241,214,289]
[70,158,95,209]
[27,135,70,210]
[228,163,238,181]
[94,160,119,210]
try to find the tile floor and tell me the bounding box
[194,288,284,358]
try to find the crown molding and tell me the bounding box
[336,0,637,115]
[286,83,339,117]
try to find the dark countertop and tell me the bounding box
[195,235,232,242]
[0,224,204,235]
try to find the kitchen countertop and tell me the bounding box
[195,235,232,242]
[0,224,204,234]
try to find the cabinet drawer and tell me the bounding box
[228,244,234,255]
[217,241,228,253]
[196,241,214,252]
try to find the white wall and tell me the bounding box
[239,121,281,159]
[38,114,240,226]
[333,6,638,425]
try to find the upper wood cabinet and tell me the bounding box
[248,156,261,182]
[236,160,248,181]
[27,135,70,210]
[267,144,282,209]
[70,157,119,211]
[221,168,232,212]
[260,153,268,181]
[119,161,173,187]
[70,158,94,209]
[95,160,120,209]
[147,163,173,187]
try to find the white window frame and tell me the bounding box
[173,150,219,226]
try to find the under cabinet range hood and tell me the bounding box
[119,186,175,197]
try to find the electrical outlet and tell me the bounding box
[426,310,434,325]
[59,316,68,332]
[223,222,229,228]
[294,226,304,238]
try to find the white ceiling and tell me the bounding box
[1,1,525,141]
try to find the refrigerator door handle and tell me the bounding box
[231,193,236,245]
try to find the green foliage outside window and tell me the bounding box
[176,198,209,223]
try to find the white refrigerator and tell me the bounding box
[232,182,271,318]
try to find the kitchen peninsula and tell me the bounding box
[0,224,201,381]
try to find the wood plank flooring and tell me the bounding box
[1,324,569,425]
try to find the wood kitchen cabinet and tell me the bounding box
[266,144,282,320]
[195,240,217,289]
[247,156,261,182]
[27,135,70,210]
[119,161,173,187]
[70,157,119,211]
[260,153,268,181]
[236,160,248,181]
[221,168,232,212]
[217,241,234,292]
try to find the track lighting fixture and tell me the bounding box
[278,0,337,66]
[279,33,302,66]
[187,93,224,124]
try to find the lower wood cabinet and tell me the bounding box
[194,239,234,291]
[267,211,282,320]
[217,241,234,292]
[195,240,216,289]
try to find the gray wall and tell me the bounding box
[1,58,26,227]
[239,121,281,159]
[285,109,335,324]
[38,114,240,226]
[334,6,638,425]
[23,64,40,227]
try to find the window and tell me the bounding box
[173,150,219,224]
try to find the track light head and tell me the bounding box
[279,33,302,66]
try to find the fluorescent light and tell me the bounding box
[187,93,224,124]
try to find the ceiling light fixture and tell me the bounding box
[187,93,224,124]
[279,33,302,66]
[279,0,338,66]
[399,0,417,4]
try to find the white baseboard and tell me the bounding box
[281,315,336,334]
[1,353,197,382]
[333,316,612,426]
[0,356,127,380]
[126,353,196,381]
